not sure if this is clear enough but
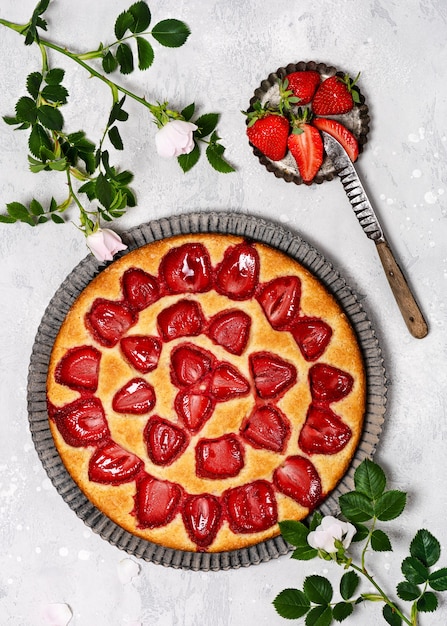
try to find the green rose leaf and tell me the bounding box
[129,1,151,33]
[45,68,65,85]
[26,71,43,98]
[181,103,195,121]
[303,575,333,605]
[417,591,438,613]
[340,571,360,600]
[102,51,118,74]
[383,604,402,626]
[152,19,191,48]
[371,529,392,552]
[29,123,53,158]
[37,105,63,131]
[401,556,430,584]
[396,581,421,601]
[15,96,37,124]
[272,588,310,619]
[279,520,309,546]
[429,567,447,591]
[116,43,134,74]
[206,139,235,174]
[178,143,200,173]
[374,490,406,521]
[115,10,135,39]
[29,199,44,216]
[332,601,353,622]
[41,84,69,105]
[51,213,65,224]
[306,605,333,626]
[108,126,124,151]
[0,214,17,224]
[6,202,34,225]
[108,97,129,125]
[195,113,219,139]
[410,529,440,567]
[354,459,386,500]
[136,37,154,70]
[96,172,113,209]
[339,491,374,523]
[352,523,369,542]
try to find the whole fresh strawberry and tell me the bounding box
[284,70,321,105]
[312,72,361,115]
[245,101,290,161]
[287,109,323,184]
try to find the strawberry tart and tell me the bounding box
[46,232,367,553]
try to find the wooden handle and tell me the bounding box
[376,241,428,338]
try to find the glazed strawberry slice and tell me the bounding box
[240,405,290,453]
[257,276,301,330]
[195,434,245,479]
[215,242,260,300]
[144,416,188,465]
[298,404,352,455]
[51,396,110,448]
[313,117,359,162]
[170,343,214,388]
[174,391,215,433]
[134,474,183,528]
[210,362,250,402]
[224,480,277,533]
[249,351,297,399]
[273,455,322,509]
[120,335,162,373]
[182,493,222,549]
[112,377,156,414]
[88,441,144,485]
[309,363,354,404]
[86,299,137,347]
[160,243,213,294]
[55,345,101,392]
[291,317,332,361]
[122,267,160,311]
[206,309,251,356]
[157,299,205,342]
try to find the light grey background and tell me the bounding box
[1,0,446,624]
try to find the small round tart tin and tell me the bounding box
[248,61,370,185]
[27,212,386,571]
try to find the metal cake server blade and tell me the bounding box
[322,132,428,339]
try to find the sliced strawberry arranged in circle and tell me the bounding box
[249,351,297,400]
[160,242,213,294]
[144,415,188,465]
[215,242,260,300]
[112,377,156,414]
[298,404,352,455]
[240,404,290,453]
[273,455,322,509]
[309,363,354,404]
[120,335,162,373]
[170,343,214,388]
[182,493,222,549]
[122,267,160,311]
[88,441,144,485]
[174,391,215,434]
[157,298,205,342]
[50,396,110,448]
[195,433,245,479]
[134,474,183,529]
[210,362,250,402]
[85,298,137,347]
[223,479,278,533]
[291,317,332,361]
[55,345,101,392]
[257,276,301,330]
[206,308,251,356]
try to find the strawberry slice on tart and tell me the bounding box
[257,275,301,330]
[224,480,278,533]
[291,317,333,361]
[112,377,156,414]
[88,441,144,485]
[160,242,213,294]
[195,433,245,479]
[122,267,160,311]
[210,362,250,402]
[134,474,183,529]
[50,396,110,448]
[182,493,222,549]
[249,351,297,400]
[157,299,205,342]
[85,299,137,347]
[298,404,352,455]
[144,415,188,465]
[174,390,215,434]
[273,455,322,509]
[120,335,162,374]
[240,404,290,453]
[55,345,101,392]
[206,308,251,356]
[170,343,214,388]
[215,242,260,300]
[309,363,354,404]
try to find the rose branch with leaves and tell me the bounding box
[274,459,447,625]
[0,0,234,260]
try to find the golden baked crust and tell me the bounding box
[46,233,366,552]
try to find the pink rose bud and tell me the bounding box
[86,228,127,262]
[155,120,198,158]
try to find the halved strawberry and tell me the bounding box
[210,362,250,402]
[195,434,245,479]
[245,101,290,161]
[120,335,162,373]
[51,396,110,448]
[157,299,205,342]
[313,117,359,162]
[174,391,215,433]
[309,363,354,404]
[312,73,360,116]
[240,405,290,453]
[223,480,277,533]
[215,242,260,300]
[298,404,352,455]
[55,345,101,392]
[284,71,321,105]
[170,343,214,388]
[112,377,156,414]
[182,493,222,549]
[122,267,160,311]
[144,415,188,465]
[85,299,137,347]
[273,455,322,509]
[291,317,332,361]
[257,276,301,330]
[88,441,144,485]
[288,110,324,184]
[249,351,297,400]
[134,474,183,529]
[206,308,251,356]
[159,243,213,294]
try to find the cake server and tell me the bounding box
[322,132,428,339]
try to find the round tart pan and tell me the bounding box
[27,212,387,571]
[247,61,370,184]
